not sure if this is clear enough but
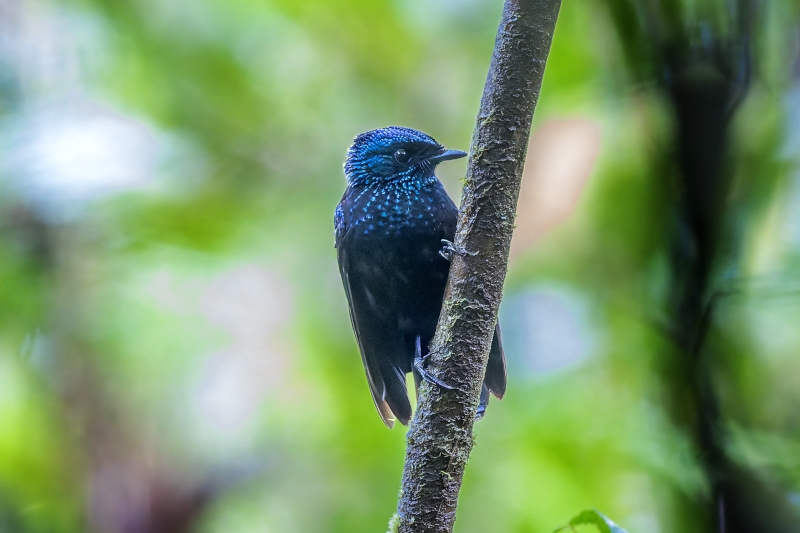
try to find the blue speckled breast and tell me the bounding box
[342,176,457,239]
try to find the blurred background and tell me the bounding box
[1,0,799,532]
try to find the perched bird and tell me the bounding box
[335,126,506,428]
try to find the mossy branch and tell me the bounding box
[395,1,562,531]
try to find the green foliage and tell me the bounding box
[555,509,630,533]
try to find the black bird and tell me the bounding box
[335,126,506,427]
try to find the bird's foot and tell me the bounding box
[414,356,454,390]
[414,337,454,390]
[439,239,467,262]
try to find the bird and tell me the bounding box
[334,126,506,428]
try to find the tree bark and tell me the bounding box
[395,1,561,531]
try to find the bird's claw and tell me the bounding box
[414,356,455,390]
[439,239,466,262]
[414,337,454,390]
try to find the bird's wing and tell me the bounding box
[336,236,412,427]
[484,323,507,399]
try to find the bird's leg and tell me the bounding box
[413,336,454,390]
[439,239,467,262]
[475,384,490,420]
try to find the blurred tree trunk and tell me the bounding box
[606,1,800,531]
[394,1,561,532]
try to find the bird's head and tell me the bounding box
[344,126,467,186]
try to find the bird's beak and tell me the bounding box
[426,149,468,165]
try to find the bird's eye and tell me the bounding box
[394,149,411,164]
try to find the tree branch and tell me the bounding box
[395,1,561,531]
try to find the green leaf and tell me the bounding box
[554,509,630,533]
